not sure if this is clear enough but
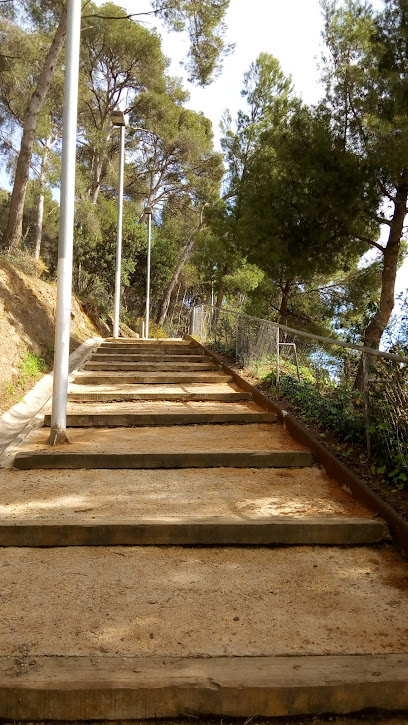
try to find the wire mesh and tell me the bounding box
[193,304,408,481]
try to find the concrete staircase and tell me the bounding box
[2,337,408,719]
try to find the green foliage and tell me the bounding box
[269,372,366,443]
[320,0,408,349]
[128,92,223,211]
[75,197,146,288]
[210,340,234,357]
[1,250,48,278]
[4,350,49,404]
[261,365,408,488]
[152,0,233,86]
[19,351,47,380]
[219,52,381,333]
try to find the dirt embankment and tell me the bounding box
[0,259,99,413]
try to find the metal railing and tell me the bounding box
[191,304,408,483]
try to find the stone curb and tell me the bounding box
[0,336,102,467]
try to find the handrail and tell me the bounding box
[195,304,408,365]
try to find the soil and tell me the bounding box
[3,718,408,725]
[22,422,309,454]
[0,467,373,521]
[0,260,99,413]
[210,348,408,524]
[0,546,407,658]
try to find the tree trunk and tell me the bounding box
[157,221,204,326]
[89,149,105,205]
[5,6,67,252]
[278,279,293,325]
[168,282,181,323]
[213,265,229,325]
[354,172,408,389]
[34,142,50,260]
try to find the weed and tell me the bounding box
[19,352,48,381]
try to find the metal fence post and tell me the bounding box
[48,0,81,445]
[190,306,196,336]
[235,314,239,361]
[113,123,125,339]
[275,324,280,390]
[138,319,145,339]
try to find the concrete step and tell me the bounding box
[73,371,231,385]
[2,653,407,719]
[13,450,315,469]
[59,399,267,414]
[99,341,195,349]
[0,465,379,525]
[94,346,200,355]
[17,422,308,455]
[83,361,219,371]
[0,545,407,718]
[0,517,385,546]
[43,409,277,427]
[91,353,210,362]
[103,338,189,344]
[67,384,253,402]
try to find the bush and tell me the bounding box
[2,251,49,278]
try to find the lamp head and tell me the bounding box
[144,206,153,215]
[110,110,126,127]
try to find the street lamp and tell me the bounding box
[111,109,126,339]
[144,206,153,339]
[48,0,81,445]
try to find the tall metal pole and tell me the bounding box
[145,208,152,339]
[48,0,81,445]
[113,123,125,339]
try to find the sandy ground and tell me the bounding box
[21,423,309,454]
[48,400,273,414]
[0,467,373,521]
[2,719,408,725]
[2,718,408,725]
[74,371,228,381]
[0,546,406,659]
[68,381,248,396]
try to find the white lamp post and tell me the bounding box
[111,110,126,339]
[144,206,152,339]
[48,0,81,445]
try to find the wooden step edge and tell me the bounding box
[0,654,407,719]
[72,374,232,385]
[66,394,253,403]
[67,392,253,402]
[13,450,315,470]
[83,364,220,371]
[99,344,196,349]
[90,355,210,360]
[0,517,385,546]
[94,349,201,355]
[43,412,277,427]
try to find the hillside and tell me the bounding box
[0,260,99,413]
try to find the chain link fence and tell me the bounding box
[191,304,408,486]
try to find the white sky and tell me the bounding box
[141,0,325,147]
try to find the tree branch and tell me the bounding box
[370,213,391,227]
[354,234,386,253]
[377,179,396,202]
[82,4,173,20]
